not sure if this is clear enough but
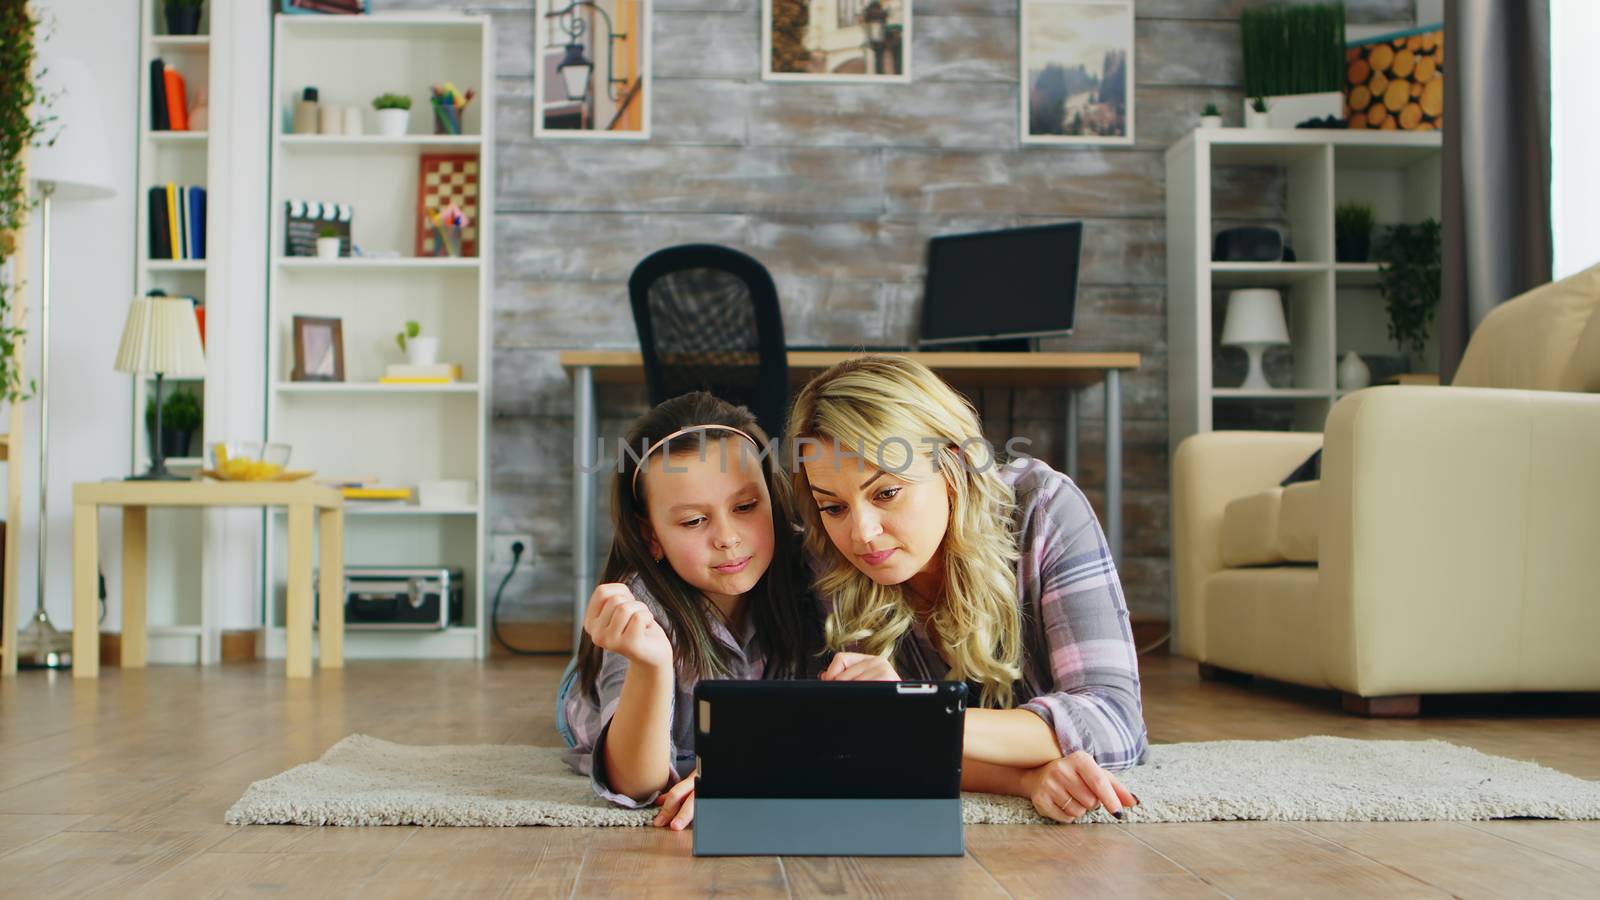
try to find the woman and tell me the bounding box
[791,355,1147,822]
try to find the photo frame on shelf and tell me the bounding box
[285,200,352,257]
[416,154,480,257]
[291,315,345,382]
[534,0,652,140]
[763,0,912,82]
[1020,0,1135,145]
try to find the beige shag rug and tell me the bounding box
[224,734,1600,828]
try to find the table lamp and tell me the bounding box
[15,57,116,670]
[1221,288,1290,390]
[115,295,207,480]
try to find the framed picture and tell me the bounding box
[291,315,344,382]
[535,0,652,140]
[1343,25,1443,131]
[1020,0,1135,145]
[764,0,911,82]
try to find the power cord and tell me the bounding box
[490,541,557,656]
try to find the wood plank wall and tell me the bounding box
[374,0,1415,629]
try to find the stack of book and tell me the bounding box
[149,58,190,131]
[379,363,462,385]
[148,183,207,260]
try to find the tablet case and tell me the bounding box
[692,680,967,857]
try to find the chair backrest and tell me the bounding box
[1452,261,1600,392]
[627,245,789,438]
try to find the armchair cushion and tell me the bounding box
[1278,480,1320,563]
[1219,481,1320,567]
[1453,262,1600,391]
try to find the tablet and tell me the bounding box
[692,680,967,857]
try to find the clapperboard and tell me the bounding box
[285,200,354,257]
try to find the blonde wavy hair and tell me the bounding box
[787,356,1023,707]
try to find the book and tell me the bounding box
[178,186,189,260]
[383,363,462,380]
[150,58,169,130]
[378,377,455,385]
[148,186,172,258]
[165,184,180,260]
[341,486,411,501]
[189,186,206,259]
[162,66,188,131]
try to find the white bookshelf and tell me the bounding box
[131,0,217,661]
[264,12,493,660]
[1164,128,1443,456]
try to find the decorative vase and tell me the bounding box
[376,108,409,137]
[1335,235,1371,263]
[1199,115,1223,130]
[316,237,341,259]
[165,3,201,36]
[343,106,364,136]
[1262,91,1343,128]
[406,337,439,366]
[1338,351,1371,390]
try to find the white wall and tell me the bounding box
[15,0,136,633]
[1551,0,1600,278]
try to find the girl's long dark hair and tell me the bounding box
[577,392,817,700]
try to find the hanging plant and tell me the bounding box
[0,0,46,404]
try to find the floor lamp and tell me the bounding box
[14,58,115,669]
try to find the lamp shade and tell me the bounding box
[1220,288,1290,347]
[114,297,206,377]
[29,57,115,200]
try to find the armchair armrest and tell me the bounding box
[1319,386,1600,695]
[1171,430,1323,659]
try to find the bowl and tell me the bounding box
[208,441,292,480]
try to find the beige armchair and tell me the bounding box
[1172,263,1600,714]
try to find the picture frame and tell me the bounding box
[534,0,652,141]
[291,315,345,382]
[1020,0,1135,146]
[416,154,480,257]
[763,0,912,83]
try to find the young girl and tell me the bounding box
[558,391,816,829]
[790,356,1147,823]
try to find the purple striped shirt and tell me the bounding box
[860,458,1149,772]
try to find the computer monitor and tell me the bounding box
[918,222,1082,348]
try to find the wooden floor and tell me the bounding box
[1,653,1597,899]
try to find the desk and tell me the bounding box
[560,351,1141,641]
[72,480,345,679]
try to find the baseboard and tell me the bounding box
[1133,617,1169,654]
[99,632,120,667]
[222,629,260,663]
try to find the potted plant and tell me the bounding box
[1,2,42,407]
[1200,103,1223,129]
[395,320,437,366]
[1245,96,1271,129]
[1377,219,1442,371]
[1241,2,1345,127]
[146,387,201,459]
[1335,202,1376,262]
[372,93,411,138]
[316,225,341,259]
[164,0,203,37]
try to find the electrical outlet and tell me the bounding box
[491,533,534,566]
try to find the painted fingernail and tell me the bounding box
[1132,793,1141,805]
[1112,809,1125,820]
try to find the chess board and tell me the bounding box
[415,153,480,257]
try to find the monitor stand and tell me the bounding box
[921,337,1038,353]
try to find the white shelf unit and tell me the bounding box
[265,12,493,661]
[1165,129,1442,456]
[130,0,216,661]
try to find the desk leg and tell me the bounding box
[285,503,313,678]
[572,365,596,655]
[1104,369,1123,565]
[72,503,100,678]
[318,506,344,669]
[1064,388,1079,482]
[121,506,148,669]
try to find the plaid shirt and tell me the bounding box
[884,458,1149,772]
[559,576,764,808]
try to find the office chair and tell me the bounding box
[627,244,789,439]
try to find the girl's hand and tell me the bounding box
[652,773,696,830]
[584,583,673,671]
[1020,751,1138,823]
[819,651,900,682]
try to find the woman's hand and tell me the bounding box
[819,651,900,682]
[584,583,673,671]
[652,772,696,830]
[1020,751,1138,823]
